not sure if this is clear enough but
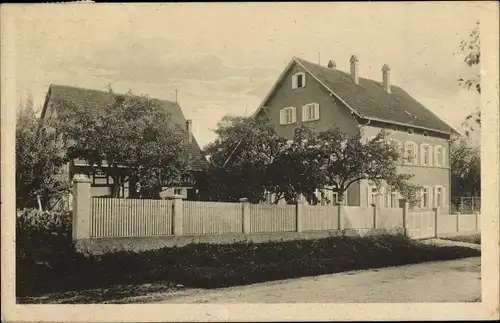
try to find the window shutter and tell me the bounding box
[314,103,320,120]
[420,145,425,165]
[442,148,446,166]
[301,73,306,87]
[428,146,433,166]
[292,75,297,89]
[290,107,296,123]
[279,109,284,125]
[442,186,446,206]
[434,147,439,166]
[302,105,307,121]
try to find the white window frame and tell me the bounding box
[434,145,445,167]
[421,186,431,209]
[434,186,446,208]
[279,107,296,125]
[404,141,418,165]
[302,103,320,122]
[420,144,433,166]
[368,186,379,206]
[292,72,306,89]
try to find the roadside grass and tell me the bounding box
[441,234,481,245]
[17,233,480,304]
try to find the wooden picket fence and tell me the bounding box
[88,197,480,239]
[91,198,173,237]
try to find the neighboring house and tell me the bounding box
[40,84,207,202]
[253,56,457,212]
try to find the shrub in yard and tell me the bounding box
[17,232,481,299]
[16,208,86,296]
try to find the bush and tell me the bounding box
[17,225,481,299]
[16,209,85,296]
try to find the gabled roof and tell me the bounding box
[254,57,455,135]
[42,84,207,171]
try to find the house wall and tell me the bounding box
[359,123,451,210]
[256,62,361,205]
[256,62,360,138]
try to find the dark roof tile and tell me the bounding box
[294,58,454,134]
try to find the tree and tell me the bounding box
[198,115,286,202]
[458,21,481,137]
[54,92,190,198]
[16,93,69,210]
[266,125,328,204]
[265,125,421,207]
[316,127,421,207]
[450,135,480,197]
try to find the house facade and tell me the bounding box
[254,56,455,212]
[40,84,207,204]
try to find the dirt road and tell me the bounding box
[152,256,481,303]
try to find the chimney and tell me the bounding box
[186,119,192,143]
[382,64,391,93]
[349,55,359,84]
[327,60,336,69]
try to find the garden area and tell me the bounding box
[17,209,481,304]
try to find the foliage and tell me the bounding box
[54,92,191,198]
[17,233,480,299]
[269,126,421,206]
[458,22,481,137]
[198,115,286,202]
[16,94,69,210]
[266,125,327,204]
[200,117,420,206]
[450,135,480,197]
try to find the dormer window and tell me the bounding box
[292,72,306,89]
[408,128,414,135]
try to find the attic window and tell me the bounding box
[292,72,306,89]
[408,128,414,135]
[423,131,428,137]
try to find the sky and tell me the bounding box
[12,2,482,148]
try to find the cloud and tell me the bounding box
[79,36,277,85]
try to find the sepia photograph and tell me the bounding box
[1,2,498,322]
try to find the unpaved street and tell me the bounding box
[153,256,481,303]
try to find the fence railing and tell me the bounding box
[73,176,481,241]
[451,196,481,214]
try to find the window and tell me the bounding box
[174,188,182,195]
[404,141,418,164]
[386,187,399,208]
[92,169,108,185]
[279,107,296,125]
[292,72,306,89]
[420,144,433,166]
[421,187,430,208]
[434,146,445,167]
[434,186,446,207]
[302,103,320,122]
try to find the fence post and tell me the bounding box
[72,174,92,240]
[475,211,479,231]
[402,200,409,236]
[456,211,460,232]
[433,207,440,238]
[338,203,344,230]
[239,198,250,234]
[172,194,184,235]
[296,199,304,232]
[373,194,380,229]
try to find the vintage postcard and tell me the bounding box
[1,2,499,322]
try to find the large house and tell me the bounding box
[253,56,457,212]
[40,84,207,202]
